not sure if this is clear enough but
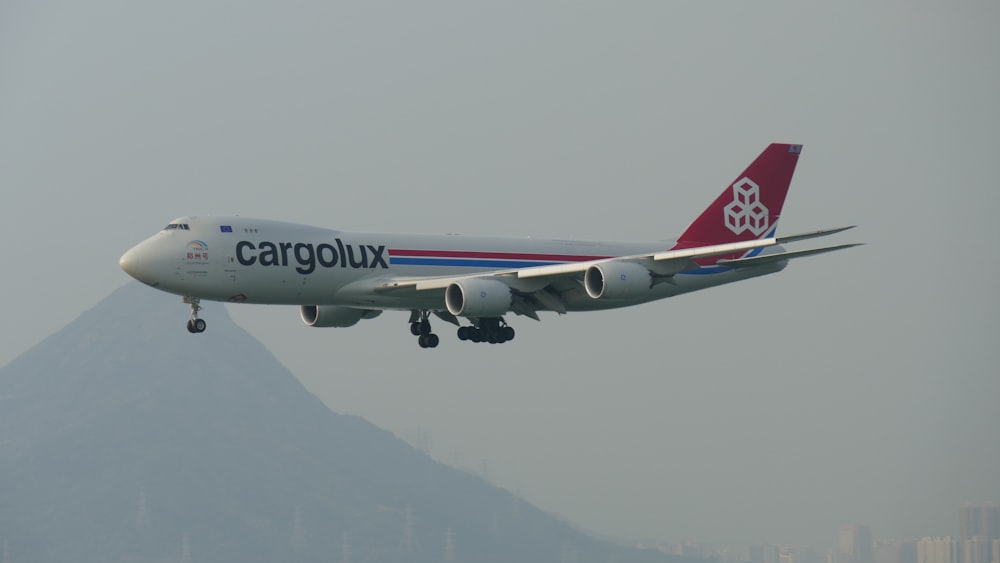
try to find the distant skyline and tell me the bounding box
[3,1,999,550]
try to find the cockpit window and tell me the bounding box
[164,223,191,231]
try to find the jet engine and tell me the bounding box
[445,279,512,317]
[584,262,651,299]
[300,305,382,327]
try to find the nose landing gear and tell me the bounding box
[184,296,206,333]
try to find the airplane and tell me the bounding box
[120,143,859,348]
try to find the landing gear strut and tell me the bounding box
[184,296,206,333]
[409,311,439,348]
[457,317,515,344]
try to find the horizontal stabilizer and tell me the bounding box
[716,243,863,268]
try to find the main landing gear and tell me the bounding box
[184,296,206,334]
[457,318,515,344]
[409,312,516,348]
[410,311,440,348]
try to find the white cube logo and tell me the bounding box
[724,177,769,236]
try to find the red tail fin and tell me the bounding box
[677,143,802,246]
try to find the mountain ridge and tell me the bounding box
[0,283,683,563]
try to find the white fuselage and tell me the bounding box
[120,215,784,314]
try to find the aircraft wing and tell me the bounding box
[371,226,857,317]
[373,239,763,293]
[378,226,855,289]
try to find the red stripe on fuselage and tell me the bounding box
[388,249,611,262]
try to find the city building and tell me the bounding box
[919,537,959,563]
[875,539,918,563]
[840,526,875,563]
[960,505,1000,541]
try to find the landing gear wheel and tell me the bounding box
[459,318,514,344]
[502,326,515,341]
[413,311,438,349]
[183,296,206,334]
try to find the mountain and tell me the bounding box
[0,283,682,563]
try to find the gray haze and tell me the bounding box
[2,0,998,551]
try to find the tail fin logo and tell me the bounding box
[724,177,770,236]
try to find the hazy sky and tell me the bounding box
[3,0,998,551]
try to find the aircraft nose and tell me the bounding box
[119,247,138,276]
[119,242,160,286]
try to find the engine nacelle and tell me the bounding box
[584,262,651,299]
[300,305,382,328]
[445,279,512,317]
